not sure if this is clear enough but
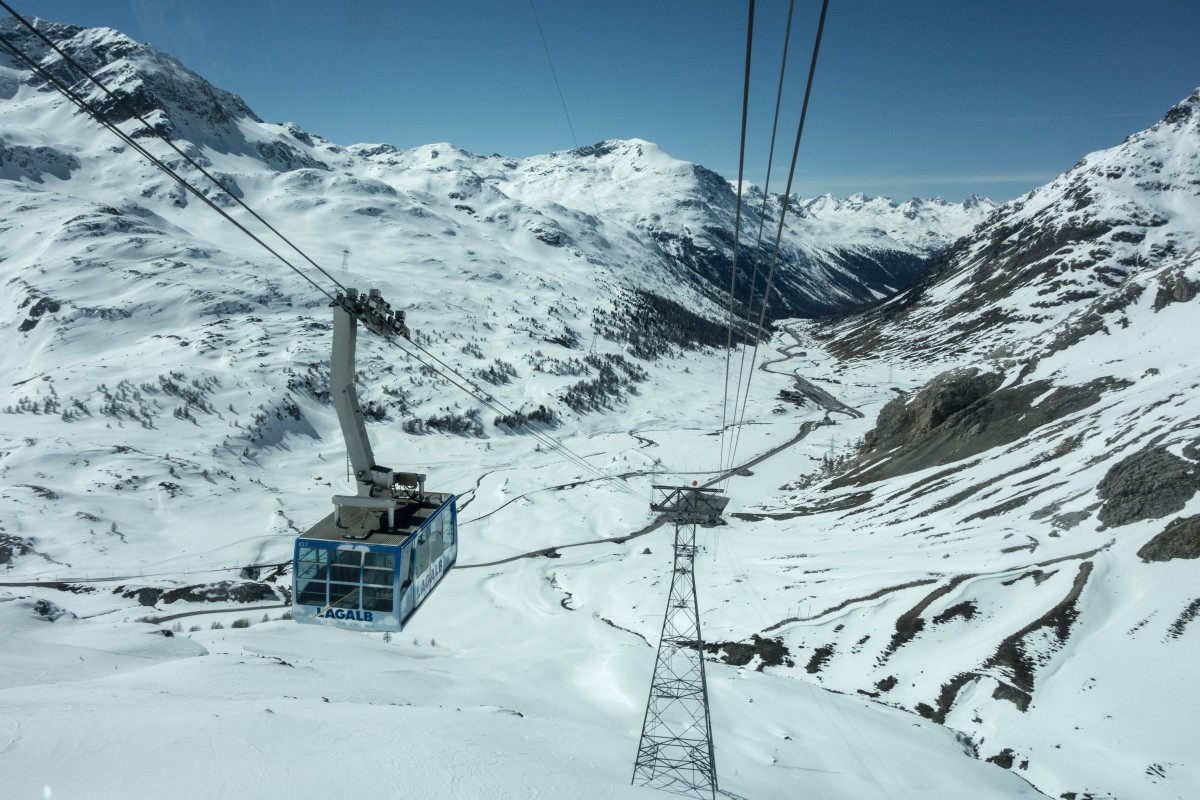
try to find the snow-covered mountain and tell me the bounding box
[751,88,1200,799]
[0,18,992,323]
[829,87,1200,362]
[2,14,1198,800]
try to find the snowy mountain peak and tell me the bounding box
[566,137,666,161]
[1160,85,1200,127]
[0,16,345,178]
[962,192,990,209]
[831,86,1200,364]
[0,16,259,133]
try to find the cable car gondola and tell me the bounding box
[292,288,457,633]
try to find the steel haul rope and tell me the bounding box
[727,0,830,474]
[0,5,647,505]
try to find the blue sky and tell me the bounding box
[9,0,1200,201]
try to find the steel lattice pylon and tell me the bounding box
[632,486,728,799]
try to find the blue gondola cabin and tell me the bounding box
[292,491,457,632]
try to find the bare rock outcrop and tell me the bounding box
[835,368,1122,487]
[1097,446,1200,528]
[1137,515,1200,562]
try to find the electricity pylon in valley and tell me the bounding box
[632,484,729,799]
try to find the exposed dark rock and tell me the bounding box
[805,644,835,674]
[921,672,980,724]
[122,586,165,607]
[836,369,1123,487]
[0,533,34,564]
[991,680,1032,712]
[527,220,566,247]
[1152,267,1200,310]
[933,601,977,624]
[884,576,975,659]
[986,748,1017,769]
[1039,280,1145,359]
[910,553,1102,723]
[18,295,62,332]
[1001,570,1057,587]
[117,580,279,607]
[707,640,755,666]
[985,561,1093,698]
[1161,88,1200,126]
[1137,515,1200,562]
[1097,446,1200,528]
[703,634,793,670]
[33,598,75,621]
[866,368,1005,451]
[0,142,80,181]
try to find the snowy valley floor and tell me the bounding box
[0,325,1037,800]
[4,317,1196,799]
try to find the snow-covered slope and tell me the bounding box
[829,87,1200,363]
[0,18,993,323]
[730,88,1200,799]
[3,15,1198,800]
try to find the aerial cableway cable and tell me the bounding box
[0,1,346,301]
[725,0,797,489]
[527,1,603,230]
[719,0,756,481]
[0,32,336,305]
[726,0,830,476]
[0,7,647,504]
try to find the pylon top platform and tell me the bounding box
[651,485,729,526]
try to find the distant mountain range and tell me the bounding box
[0,18,995,325]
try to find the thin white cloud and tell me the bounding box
[967,111,1155,124]
[722,168,1057,194]
[814,171,1058,187]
